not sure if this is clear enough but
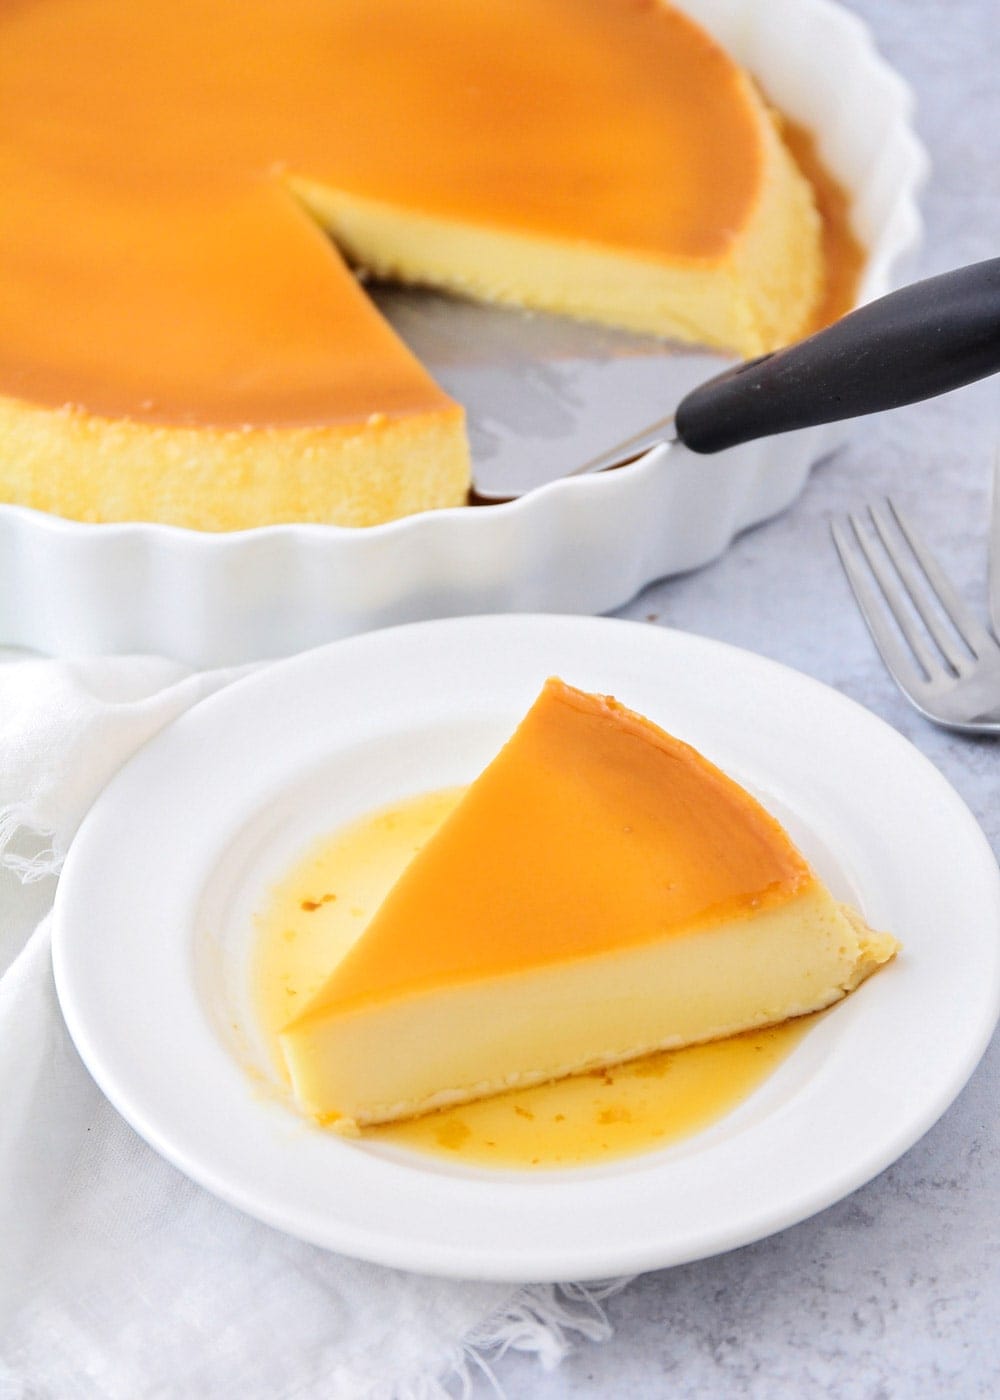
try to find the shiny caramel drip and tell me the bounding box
[782,119,866,332]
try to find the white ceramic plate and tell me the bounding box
[52,616,1000,1281]
[0,0,928,666]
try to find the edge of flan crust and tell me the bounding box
[0,393,469,529]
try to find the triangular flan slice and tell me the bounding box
[280,680,897,1129]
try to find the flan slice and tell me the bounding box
[0,0,823,529]
[280,679,897,1130]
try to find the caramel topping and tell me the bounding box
[1,0,767,427]
[296,679,813,1018]
[782,118,866,331]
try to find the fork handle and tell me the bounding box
[675,258,1000,454]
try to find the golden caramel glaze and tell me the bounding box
[291,679,814,1022]
[782,119,866,333]
[2,0,776,429]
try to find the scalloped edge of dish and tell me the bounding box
[0,0,929,665]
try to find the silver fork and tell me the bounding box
[832,497,1000,734]
[989,447,1000,639]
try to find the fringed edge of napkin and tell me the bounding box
[0,809,62,883]
[393,1278,634,1399]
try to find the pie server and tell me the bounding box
[373,257,1000,503]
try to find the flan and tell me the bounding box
[280,680,897,1130]
[0,0,824,530]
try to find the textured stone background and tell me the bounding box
[477,1,1000,1395]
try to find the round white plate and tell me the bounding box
[53,616,1000,1281]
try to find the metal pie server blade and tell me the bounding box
[370,282,729,500]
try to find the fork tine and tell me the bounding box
[887,499,997,659]
[868,501,973,674]
[832,517,931,694]
[990,446,1000,638]
[844,511,944,679]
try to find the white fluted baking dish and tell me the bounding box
[0,0,927,666]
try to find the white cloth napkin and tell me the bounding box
[0,654,626,1399]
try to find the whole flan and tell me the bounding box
[280,680,898,1131]
[0,0,824,530]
